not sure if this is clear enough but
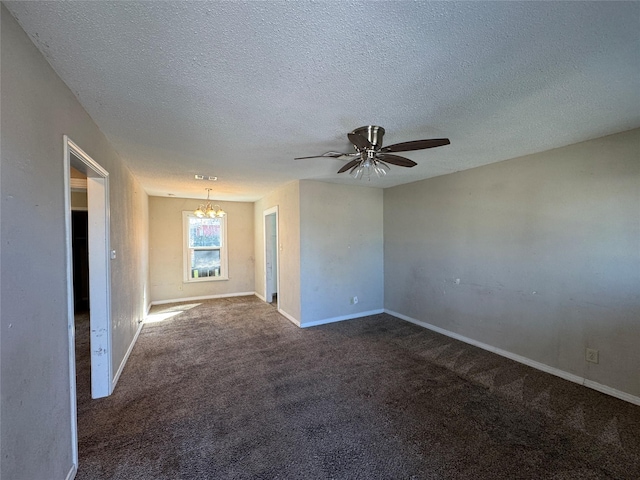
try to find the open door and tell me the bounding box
[64,137,113,418]
[264,206,279,307]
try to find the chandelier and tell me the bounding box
[194,188,226,218]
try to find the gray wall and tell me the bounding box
[254,181,302,322]
[299,180,384,325]
[1,6,149,479]
[384,128,640,398]
[253,180,384,326]
[149,196,254,303]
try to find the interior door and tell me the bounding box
[265,213,277,303]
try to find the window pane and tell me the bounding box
[189,217,221,248]
[190,249,221,278]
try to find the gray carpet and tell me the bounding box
[75,296,640,479]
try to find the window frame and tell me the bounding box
[182,211,229,283]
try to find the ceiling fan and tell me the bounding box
[295,126,450,179]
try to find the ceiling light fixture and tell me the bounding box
[350,150,390,180]
[194,188,225,218]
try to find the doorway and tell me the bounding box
[64,137,112,399]
[63,135,113,469]
[63,136,113,469]
[264,206,279,307]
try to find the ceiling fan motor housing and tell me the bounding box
[352,126,385,150]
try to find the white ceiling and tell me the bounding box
[5,1,640,202]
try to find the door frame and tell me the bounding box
[63,136,113,467]
[263,206,280,308]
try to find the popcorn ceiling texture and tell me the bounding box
[5,1,640,201]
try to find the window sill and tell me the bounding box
[185,276,229,283]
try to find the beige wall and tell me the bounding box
[70,167,88,209]
[299,180,384,325]
[149,196,255,303]
[254,181,301,321]
[71,190,88,209]
[1,6,149,479]
[384,128,640,399]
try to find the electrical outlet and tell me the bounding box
[350,296,358,305]
[586,348,599,364]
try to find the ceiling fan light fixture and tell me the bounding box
[350,158,389,180]
[376,162,390,176]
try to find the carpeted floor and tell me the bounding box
[75,296,640,479]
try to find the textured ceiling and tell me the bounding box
[5,1,640,201]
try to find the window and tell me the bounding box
[183,212,228,282]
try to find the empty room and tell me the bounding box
[1,2,638,479]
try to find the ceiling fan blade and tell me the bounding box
[337,159,360,174]
[335,152,360,160]
[380,138,450,153]
[294,151,350,160]
[376,153,417,167]
[348,132,373,150]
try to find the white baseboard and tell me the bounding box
[65,462,77,480]
[277,308,300,327]
[301,309,385,328]
[112,320,144,391]
[277,308,386,329]
[386,309,640,407]
[583,379,640,406]
[150,291,256,306]
[255,294,299,327]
